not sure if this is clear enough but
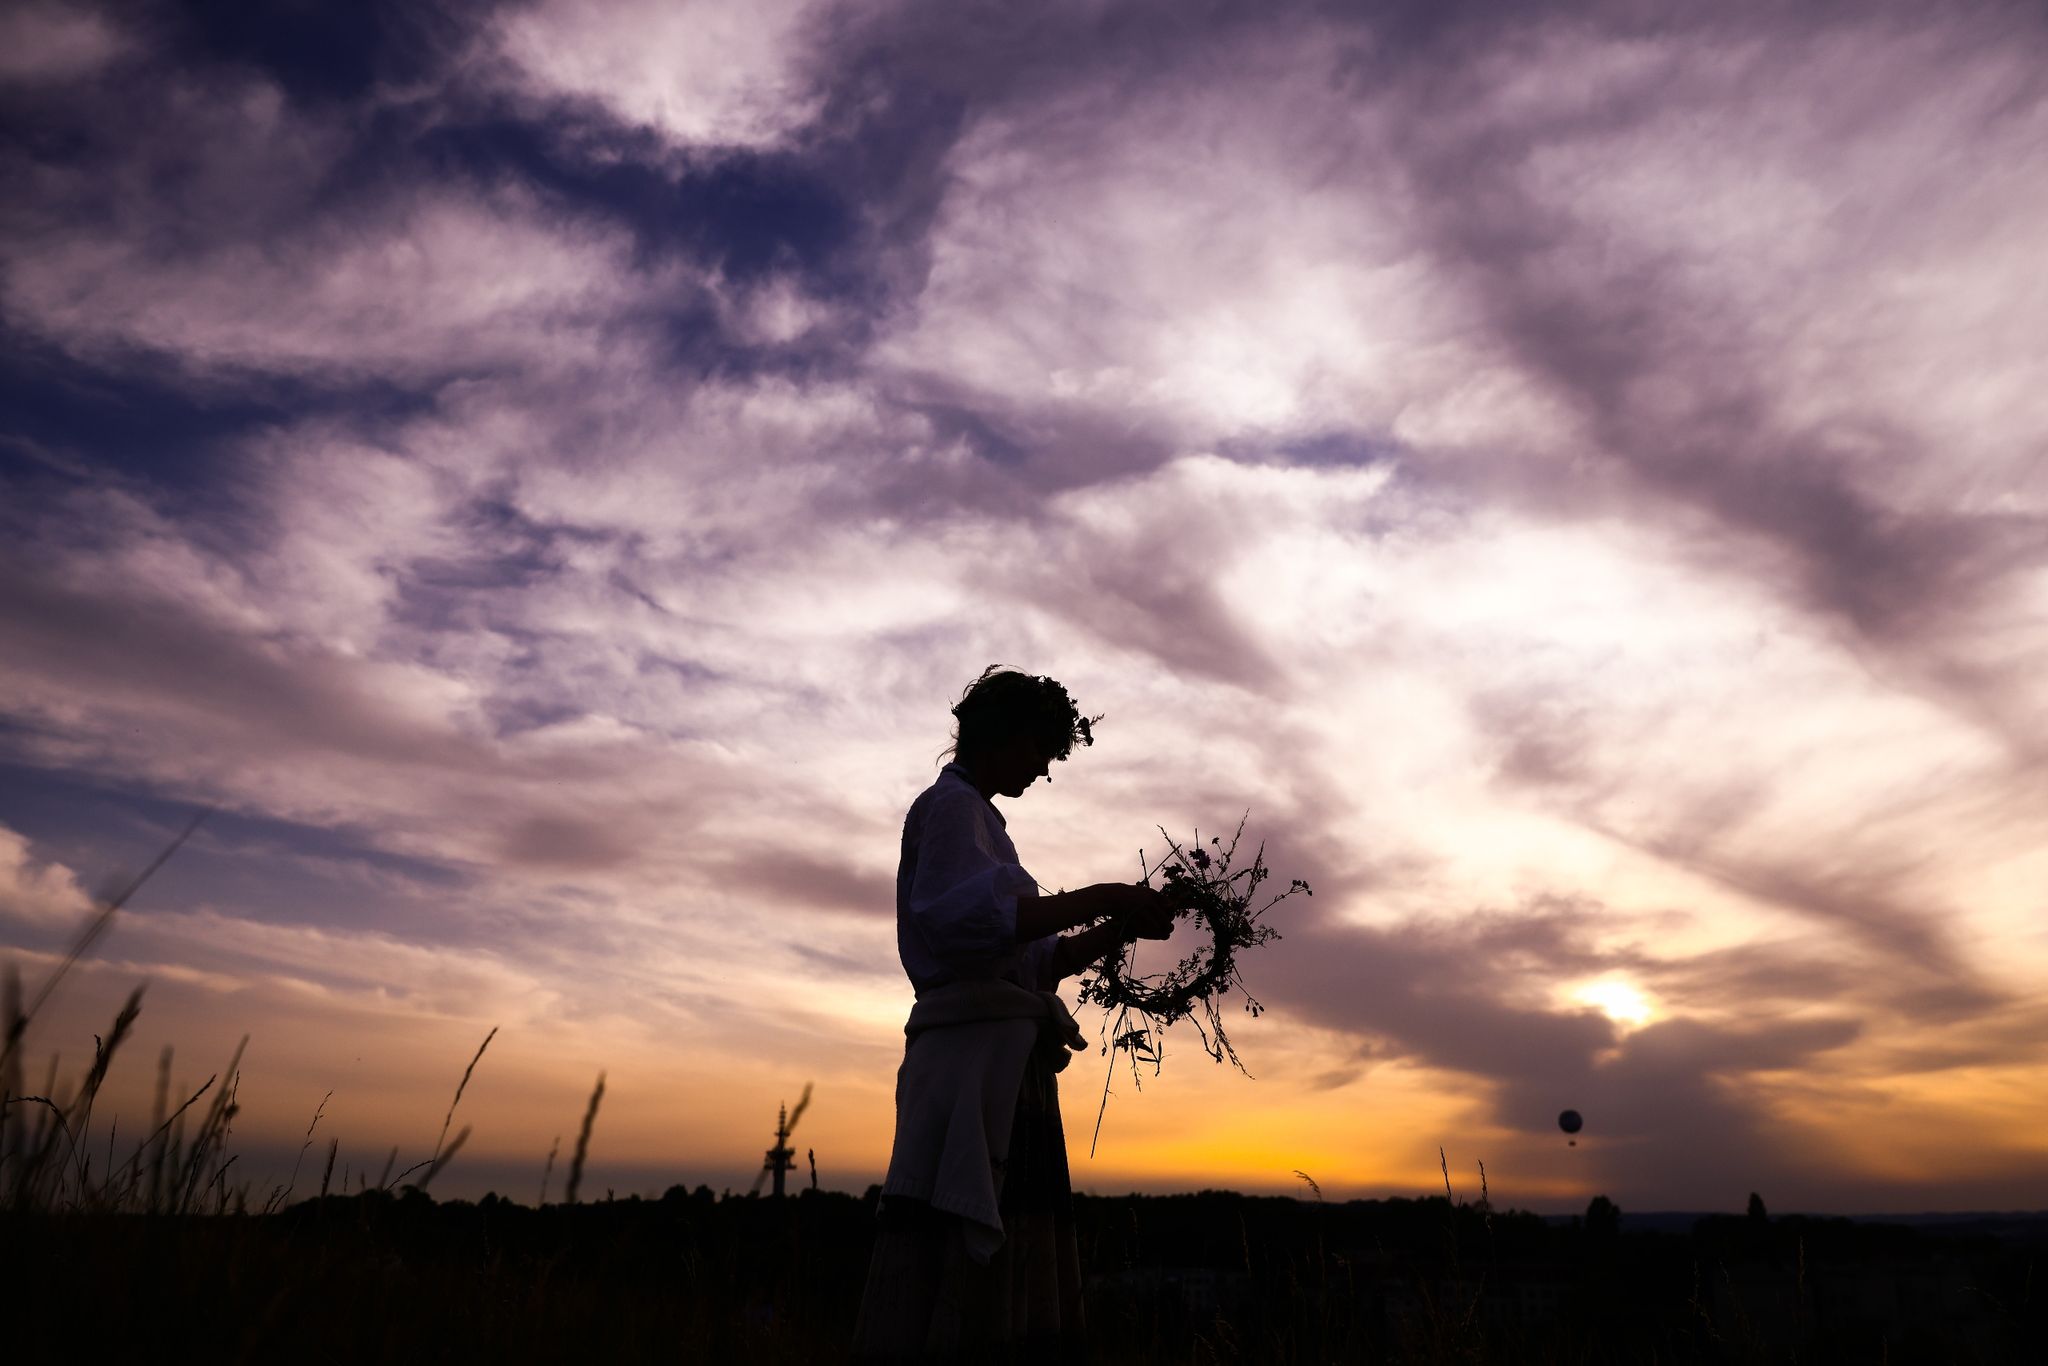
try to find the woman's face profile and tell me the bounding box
[982,734,1057,799]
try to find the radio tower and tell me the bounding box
[749,1083,812,1197]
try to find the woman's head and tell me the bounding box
[948,667,1098,797]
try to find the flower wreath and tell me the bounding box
[1074,816,1311,1152]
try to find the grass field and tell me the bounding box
[5,1180,2043,1362]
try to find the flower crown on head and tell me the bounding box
[952,666,1100,761]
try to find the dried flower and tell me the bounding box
[1077,814,1313,1155]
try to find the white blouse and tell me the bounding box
[896,763,1058,995]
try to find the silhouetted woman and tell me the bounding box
[852,668,1177,1364]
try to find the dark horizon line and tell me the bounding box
[293,1181,2048,1226]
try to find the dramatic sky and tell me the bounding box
[4,0,2046,1213]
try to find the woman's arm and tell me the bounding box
[1014,886,1105,941]
[1022,883,1178,982]
[1046,918,1133,982]
[1014,882,1170,942]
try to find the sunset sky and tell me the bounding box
[3,0,2046,1214]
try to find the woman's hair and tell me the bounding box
[947,667,1099,765]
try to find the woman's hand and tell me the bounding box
[1091,882,1178,940]
[1041,884,1180,981]
[1023,881,1180,943]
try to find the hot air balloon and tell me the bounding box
[1558,1109,1583,1146]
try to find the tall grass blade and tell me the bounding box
[131,1072,213,1212]
[416,1125,469,1193]
[11,809,206,1056]
[2,963,22,1164]
[432,1026,496,1164]
[282,1089,332,1205]
[566,1072,604,1205]
[175,1038,244,1212]
[64,987,143,1190]
[145,1045,171,1208]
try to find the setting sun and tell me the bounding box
[1569,978,1659,1031]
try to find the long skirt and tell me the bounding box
[851,1051,1088,1364]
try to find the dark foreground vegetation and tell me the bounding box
[4,1185,2041,1363]
[3,937,2039,1363]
